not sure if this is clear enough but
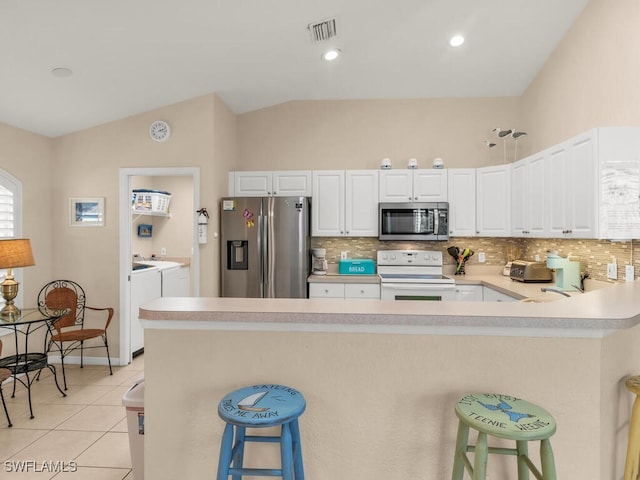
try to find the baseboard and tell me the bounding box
[46,355,113,367]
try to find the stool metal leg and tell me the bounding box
[516,440,530,480]
[281,422,294,480]
[291,418,305,480]
[540,439,557,480]
[217,423,235,480]
[452,421,470,480]
[473,432,488,480]
[625,394,640,480]
[232,426,246,480]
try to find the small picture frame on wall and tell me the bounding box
[69,197,105,227]
[137,224,153,238]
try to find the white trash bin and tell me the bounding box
[122,377,145,480]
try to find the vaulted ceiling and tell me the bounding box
[0,0,589,137]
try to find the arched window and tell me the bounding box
[0,169,24,315]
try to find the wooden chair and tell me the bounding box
[0,339,13,427]
[37,280,113,390]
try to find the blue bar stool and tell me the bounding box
[452,393,557,480]
[216,384,305,480]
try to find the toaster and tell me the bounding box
[509,260,553,283]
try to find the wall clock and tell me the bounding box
[149,120,171,142]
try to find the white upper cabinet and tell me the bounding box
[312,170,379,237]
[566,131,598,238]
[312,171,344,236]
[476,164,511,237]
[546,132,597,238]
[447,168,476,237]
[379,169,447,202]
[229,171,312,197]
[345,170,379,237]
[545,127,640,240]
[511,152,547,237]
[596,127,640,239]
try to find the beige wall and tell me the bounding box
[0,123,53,306]
[47,93,235,358]
[521,0,640,151]
[145,325,636,479]
[238,98,522,170]
[131,176,193,260]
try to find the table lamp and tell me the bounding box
[0,238,35,318]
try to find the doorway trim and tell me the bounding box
[118,167,200,365]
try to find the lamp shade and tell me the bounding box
[0,238,35,269]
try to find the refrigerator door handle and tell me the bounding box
[266,197,276,298]
[257,206,265,298]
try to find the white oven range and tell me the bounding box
[377,249,455,301]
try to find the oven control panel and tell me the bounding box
[377,250,443,267]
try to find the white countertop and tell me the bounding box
[140,271,636,338]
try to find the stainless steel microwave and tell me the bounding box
[379,202,449,241]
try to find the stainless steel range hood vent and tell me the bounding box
[308,18,337,43]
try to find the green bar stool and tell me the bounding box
[216,384,305,480]
[452,393,557,480]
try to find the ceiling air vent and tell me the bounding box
[308,18,337,43]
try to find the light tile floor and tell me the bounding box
[0,355,144,479]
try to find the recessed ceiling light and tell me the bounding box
[322,49,341,61]
[450,35,465,47]
[51,67,73,78]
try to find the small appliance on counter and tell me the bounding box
[546,252,581,291]
[509,260,553,283]
[311,248,328,275]
[503,244,522,276]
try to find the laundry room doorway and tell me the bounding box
[118,167,200,365]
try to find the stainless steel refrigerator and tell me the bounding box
[220,196,310,298]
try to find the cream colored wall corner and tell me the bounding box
[210,95,238,296]
[237,98,522,170]
[521,0,640,152]
[0,123,53,307]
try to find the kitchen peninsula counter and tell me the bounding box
[139,282,640,480]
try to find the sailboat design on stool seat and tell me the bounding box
[237,391,268,412]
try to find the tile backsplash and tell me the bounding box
[311,237,639,283]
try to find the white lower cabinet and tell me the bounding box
[483,287,518,302]
[453,285,483,301]
[130,268,162,354]
[345,284,380,299]
[453,285,518,302]
[309,282,380,299]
